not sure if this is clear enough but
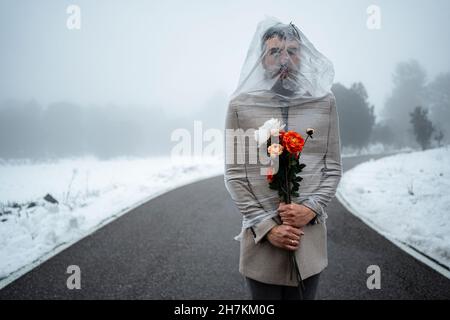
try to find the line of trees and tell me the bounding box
[1,61,448,160]
[332,82,376,149]
[379,60,449,149]
[0,100,171,159]
[333,60,449,151]
[0,93,228,160]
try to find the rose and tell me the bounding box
[268,143,284,158]
[282,131,305,153]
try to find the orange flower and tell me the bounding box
[282,131,305,153]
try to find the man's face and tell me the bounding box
[262,36,301,81]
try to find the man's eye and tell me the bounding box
[270,48,281,55]
[288,49,298,56]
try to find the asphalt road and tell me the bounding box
[1,153,449,299]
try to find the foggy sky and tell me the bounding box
[1,0,449,119]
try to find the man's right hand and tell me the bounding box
[266,224,304,251]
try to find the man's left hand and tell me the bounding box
[278,202,316,228]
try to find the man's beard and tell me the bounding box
[265,64,300,95]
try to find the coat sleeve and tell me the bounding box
[223,104,277,244]
[299,95,343,224]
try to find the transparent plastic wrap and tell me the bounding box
[224,17,342,241]
[231,16,335,101]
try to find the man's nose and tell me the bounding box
[279,50,289,64]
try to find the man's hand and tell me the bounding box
[267,224,304,251]
[278,202,316,228]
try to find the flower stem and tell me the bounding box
[285,153,291,204]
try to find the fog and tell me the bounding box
[1,0,449,159]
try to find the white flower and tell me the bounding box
[254,118,286,146]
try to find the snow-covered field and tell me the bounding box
[0,155,223,281]
[338,145,450,269]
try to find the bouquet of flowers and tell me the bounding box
[254,118,314,205]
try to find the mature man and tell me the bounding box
[224,17,343,300]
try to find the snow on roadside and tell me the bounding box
[0,155,224,280]
[341,142,414,157]
[338,145,450,268]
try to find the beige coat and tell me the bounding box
[224,91,343,286]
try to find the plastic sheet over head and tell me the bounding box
[231,16,335,102]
